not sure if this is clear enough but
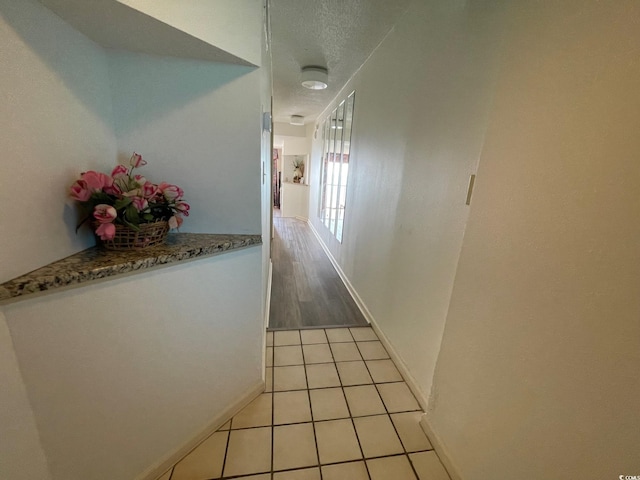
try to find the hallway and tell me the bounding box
[163,327,451,480]
[148,225,452,479]
[269,217,367,329]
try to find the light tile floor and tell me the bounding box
[160,327,451,480]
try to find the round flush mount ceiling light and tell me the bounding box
[290,115,305,126]
[301,66,328,90]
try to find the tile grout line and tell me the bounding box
[355,328,422,480]
[260,453,432,477]
[269,329,426,471]
[332,327,373,480]
[224,411,431,431]
[219,326,430,480]
[270,333,276,479]
[219,420,232,479]
[169,333,426,479]
[217,327,425,480]
[220,334,273,480]
[302,329,324,480]
[275,360,407,370]
[268,324,368,332]
[266,378,404,389]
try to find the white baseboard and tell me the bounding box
[306,220,429,410]
[419,415,463,480]
[367,321,429,412]
[306,219,460,477]
[264,259,273,329]
[137,381,264,480]
[263,260,273,379]
[306,220,375,325]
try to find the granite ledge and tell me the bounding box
[0,233,262,302]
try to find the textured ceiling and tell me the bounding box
[270,0,412,124]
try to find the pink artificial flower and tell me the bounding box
[142,182,158,198]
[131,197,149,212]
[129,152,146,168]
[103,183,122,196]
[122,188,142,198]
[93,204,117,224]
[176,201,190,217]
[111,165,129,178]
[82,171,113,192]
[133,174,147,186]
[70,180,91,202]
[95,222,116,241]
[168,215,183,229]
[159,183,182,200]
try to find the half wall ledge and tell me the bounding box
[0,233,262,303]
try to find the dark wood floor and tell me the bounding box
[268,216,368,330]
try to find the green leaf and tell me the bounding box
[91,192,113,203]
[114,197,133,210]
[122,218,140,232]
[125,204,140,225]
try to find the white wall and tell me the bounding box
[1,1,270,479]
[0,313,52,480]
[274,122,312,158]
[274,122,312,213]
[281,183,310,220]
[276,136,311,156]
[0,0,116,284]
[259,1,273,326]
[3,247,263,480]
[428,1,640,478]
[107,50,262,235]
[307,0,505,402]
[274,122,306,137]
[116,0,262,66]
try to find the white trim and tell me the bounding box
[262,259,273,378]
[137,381,264,480]
[308,218,461,479]
[294,215,309,222]
[305,217,461,473]
[264,259,273,329]
[306,219,430,411]
[367,320,428,412]
[419,415,463,480]
[307,220,374,325]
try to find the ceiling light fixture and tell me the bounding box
[301,66,328,90]
[290,115,305,126]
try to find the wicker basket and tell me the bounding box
[95,220,169,250]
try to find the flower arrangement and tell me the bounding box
[292,158,305,183]
[70,153,190,241]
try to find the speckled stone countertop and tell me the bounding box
[0,233,261,303]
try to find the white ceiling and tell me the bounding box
[37,0,255,65]
[38,0,411,123]
[269,0,412,124]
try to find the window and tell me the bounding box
[319,91,355,242]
